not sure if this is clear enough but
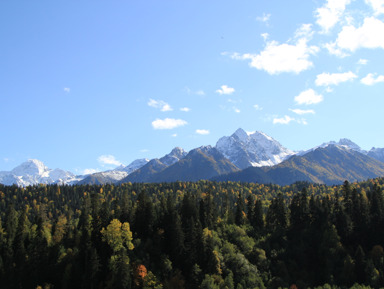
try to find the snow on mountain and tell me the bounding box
[0,159,76,186]
[216,128,295,169]
[298,138,367,156]
[159,147,187,166]
[11,159,49,177]
[77,170,130,185]
[368,148,384,163]
[120,158,150,174]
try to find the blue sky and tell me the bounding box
[1,0,384,174]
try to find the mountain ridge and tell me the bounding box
[2,129,384,186]
[213,144,384,185]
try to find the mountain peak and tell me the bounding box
[338,138,362,151]
[169,147,187,157]
[11,159,48,176]
[159,147,187,167]
[216,129,294,169]
[232,128,249,142]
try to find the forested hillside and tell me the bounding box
[1,179,384,288]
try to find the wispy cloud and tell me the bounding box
[315,0,352,33]
[273,115,295,125]
[151,118,187,130]
[233,107,241,113]
[98,155,122,166]
[294,89,323,105]
[216,85,235,95]
[361,73,384,85]
[273,115,308,125]
[196,129,210,135]
[289,108,315,115]
[256,13,271,24]
[64,87,70,93]
[315,71,357,86]
[358,59,368,65]
[83,168,100,175]
[180,107,190,112]
[366,0,384,15]
[254,104,263,111]
[185,87,205,96]
[147,99,173,112]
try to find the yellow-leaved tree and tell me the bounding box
[101,219,134,253]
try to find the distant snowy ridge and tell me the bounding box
[216,128,295,169]
[2,129,384,186]
[0,159,76,186]
[297,138,368,156]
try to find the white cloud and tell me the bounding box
[231,38,319,75]
[358,59,368,65]
[216,85,235,95]
[315,71,358,86]
[147,99,173,112]
[289,108,315,115]
[256,13,271,23]
[151,118,187,130]
[273,115,295,125]
[180,107,190,112]
[295,24,314,39]
[366,0,384,15]
[315,0,352,32]
[273,115,308,125]
[261,33,269,41]
[185,87,206,96]
[83,168,100,175]
[298,119,308,125]
[196,129,210,135]
[64,87,70,93]
[172,134,178,137]
[328,17,384,55]
[294,89,324,105]
[254,104,263,111]
[361,73,384,85]
[233,107,241,113]
[98,155,122,166]
[324,42,349,57]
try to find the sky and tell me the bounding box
[1,0,384,174]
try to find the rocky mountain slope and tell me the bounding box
[2,129,384,186]
[214,145,384,185]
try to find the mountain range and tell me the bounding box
[2,128,384,187]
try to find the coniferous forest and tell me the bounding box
[1,179,384,288]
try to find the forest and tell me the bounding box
[1,179,384,289]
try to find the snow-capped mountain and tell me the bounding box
[120,158,150,174]
[121,147,187,183]
[3,129,384,187]
[297,138,368,156]
[320,139,366,154]
[216,128,295,169]
[368,148,384,163]
[77,170,129,185]
[159,147,187,166]
[78,158,150,185]
[0,159,76,186]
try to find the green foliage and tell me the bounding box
[1,179,384,288]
